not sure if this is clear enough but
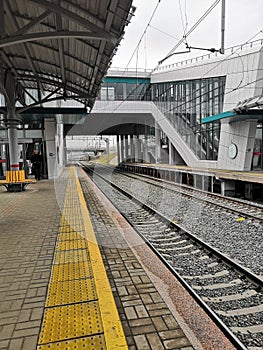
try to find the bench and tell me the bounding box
[0,170,36,192]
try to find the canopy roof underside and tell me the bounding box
[0,0,134,112]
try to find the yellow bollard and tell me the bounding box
[6,171,11,182]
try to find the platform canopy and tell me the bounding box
[0,0,134,114]
[202,94,263,124]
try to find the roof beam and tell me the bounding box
[8,42,96,71]
[1,51,22,82]
[0,52,27,107]
[19,73,89,96]
[14,10,52,36]
[9,54,98,84]
[17,93,91,114]
[55,2,66,90]
[10,14,104,54]
[59,0,105,28]
[88,0,119,96]
[0,0,4,37]
[28,0,118,43]
[4,0,45,97]
[0,31,117,48]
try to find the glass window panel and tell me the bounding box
[108,87,115,100]
[127,83,136,100]
[100,87,108,100]
[0,130,6,138]
[25,130,42,138]
[17,130,23,138]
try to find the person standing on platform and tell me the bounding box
[30,150,42,180]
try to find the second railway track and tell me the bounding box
[82,163,263,350]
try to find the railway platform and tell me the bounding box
[0,166,235,350]
[120,163,263,201]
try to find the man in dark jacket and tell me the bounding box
[30,150,42,180]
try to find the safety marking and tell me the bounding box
[56,239,89,251]
[46,279,97,307]
[62,208,82,216]
[59,225,85,234]
[37,334,106,349]
[38,302,103,344]
[60,216,83,230]
[51,262,93,282]
[75,169,128,349]
[54,249,88,264]
[58,232,85,241]
[37,166,128,350]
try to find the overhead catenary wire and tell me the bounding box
[184,0,189,35]
[152,29,263,119]
[101,0,223,113]
[101,1,263,119]
[110,36,263,123]
[179,0,187,39]
[123,0,162,71]
[111,32,262,116]
[162,0,221,61]
[98,0,162,112]
[148,24,181,41]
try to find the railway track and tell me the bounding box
[124,171,263,222]
[82,163,263,350]
[98,163,263,222]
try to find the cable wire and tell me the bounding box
[124,0,162,70]
[163,0,221,60]
[148,24,181,41]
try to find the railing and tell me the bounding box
[154,101,219,160]
[155,39,263,72]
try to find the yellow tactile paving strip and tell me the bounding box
[51,261,93,281]
[37,166,128,350]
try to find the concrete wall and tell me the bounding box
[44,118,64,179]
[218,119,258,170]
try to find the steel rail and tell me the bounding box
[82,164,262,350]
[112,166,263,222]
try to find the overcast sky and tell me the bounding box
[111,0,263,69]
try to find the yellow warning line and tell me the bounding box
[37,166,128,349]
[75,167,128,349]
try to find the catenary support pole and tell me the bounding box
[220,0,225,54]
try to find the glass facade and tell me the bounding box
[151,76,226,160]
[97,77,151,101]
[96,75,226,160]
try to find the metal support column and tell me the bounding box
[134,135,140,162]
[124,135,128,161]
[120,135,124,164]
[7,107,19,171]
[117,135,121,164]
[155,122,161,163]
[143,125,150,163]
[130,135,135,161]
[168,139,175,165]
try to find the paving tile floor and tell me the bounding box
[0,181,61,350]
[0,171,196,350]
